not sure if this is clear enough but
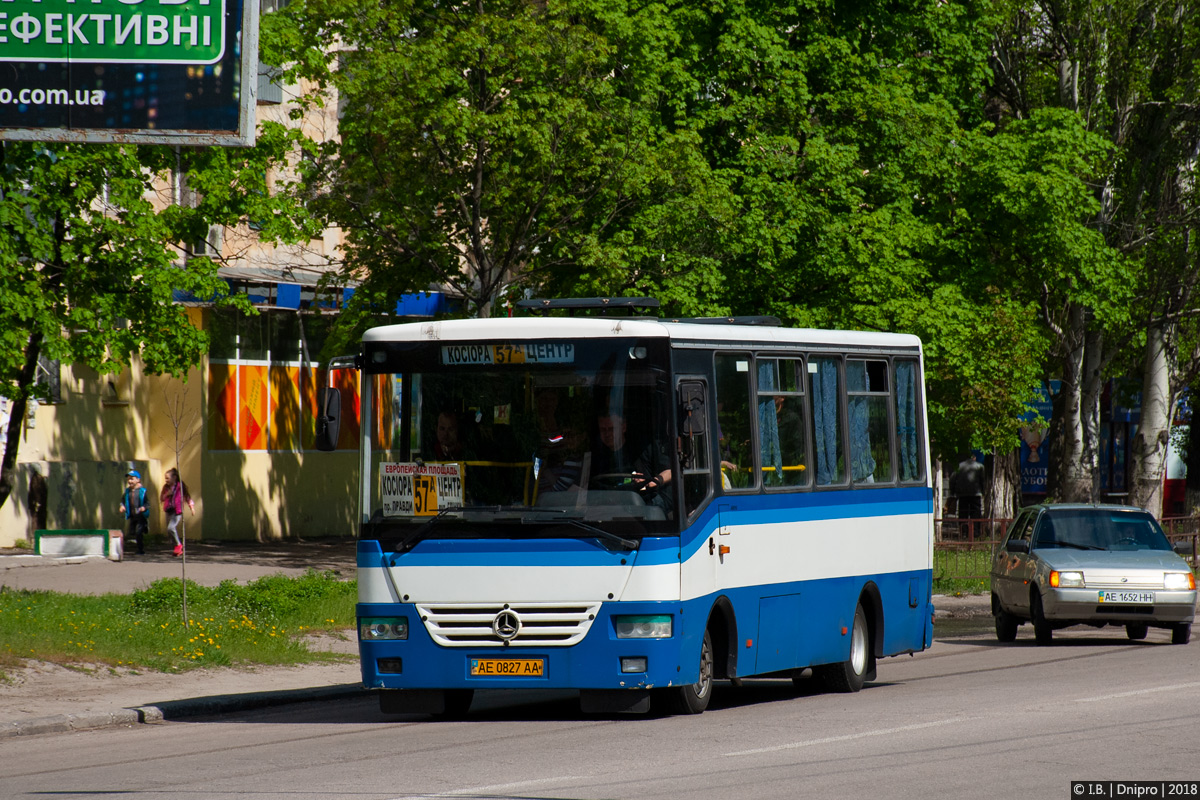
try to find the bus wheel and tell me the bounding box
[817,603,870,693]
[667,629,713,715]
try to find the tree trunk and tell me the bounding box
[1047,306,1091,502]
[1129,323,1172,516]
[1080,327,1105,502]
[0,331,44,513]
[989,449,1022,523]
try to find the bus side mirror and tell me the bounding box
[315,388,341,451]
[678,382,706,436]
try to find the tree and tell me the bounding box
[987,0,1200,514]
[0,132,315,514]
[263,0,723,319]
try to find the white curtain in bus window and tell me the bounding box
[895,360,921,481]
[847,360,892,483]
[810,358,844,485]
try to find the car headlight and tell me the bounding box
[1164,572,1196,591]
[614,614,673,639]
[1050,570,1084,588]
[360,617,409,640]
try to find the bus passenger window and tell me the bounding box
[757,358,808,488]
[895,360,923,482]
[715,353,755,490]
[847,359,892,484]
[809,357,845,485]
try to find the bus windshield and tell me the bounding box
[362,337,677,544]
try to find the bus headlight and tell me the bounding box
[360,617,409,640]
[1164,572,1195,591]
[614,614,672,639]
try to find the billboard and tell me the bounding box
[0,0,257,146]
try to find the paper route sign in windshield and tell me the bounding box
[381,462,464,517]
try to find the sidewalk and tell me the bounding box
[0,540,991,738]
[0,539,367,739]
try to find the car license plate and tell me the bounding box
[470,658,544,676]
[1098,591,1154,603]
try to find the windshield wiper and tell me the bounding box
[393,505,527,553]
[1054,541,1105,551]
[547,514,638,551]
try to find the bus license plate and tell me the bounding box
[470,658,544,677]
[1099,591,1154,603]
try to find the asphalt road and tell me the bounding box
[3,623,1197,800]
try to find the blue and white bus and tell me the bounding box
[323,298,934,716]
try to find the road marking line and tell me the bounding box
[1075,681,1200,703]
[389,775,589,799]
[724,717,972,757]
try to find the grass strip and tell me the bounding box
[0,569,357,675]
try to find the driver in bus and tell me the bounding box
[592,411,674,513]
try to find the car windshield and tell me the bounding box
[361,336,677,543]
[1034,509,1173,552]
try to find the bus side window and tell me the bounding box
[757,357,808,488]
[847,359,892,484]
[715,353,755,490]
[895,360,923,482]
[809,357,845,486]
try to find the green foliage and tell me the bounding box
[263,0,722,317]
[0,571,356,673]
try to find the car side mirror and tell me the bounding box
[1173,539,1196,557]
[1005,539,1030,554]
[315,387,341,452]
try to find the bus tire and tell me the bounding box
[666,629,714,715]
[817,603,870,693]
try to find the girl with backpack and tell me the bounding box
[161,468,195,557]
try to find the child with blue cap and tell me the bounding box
[118,469,149,556]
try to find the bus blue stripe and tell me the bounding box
[357,485,932,568]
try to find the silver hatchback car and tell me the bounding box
[991,504,1197,645]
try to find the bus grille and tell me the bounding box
[416,603,601,647]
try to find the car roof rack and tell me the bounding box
[665,316,782,327]
[517,297,660,316]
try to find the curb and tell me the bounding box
[0,683,369,740]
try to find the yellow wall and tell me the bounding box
[0,308,360,547]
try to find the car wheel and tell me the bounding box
[817,603,871,693]
[1030,588,1053,645]
[995,609,1019,642]
[1172,623,1192,645]
[666,629,713,714]
[1125,623,1149,641]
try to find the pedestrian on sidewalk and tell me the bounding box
[119,470,149,556]
[161,468,195,557]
